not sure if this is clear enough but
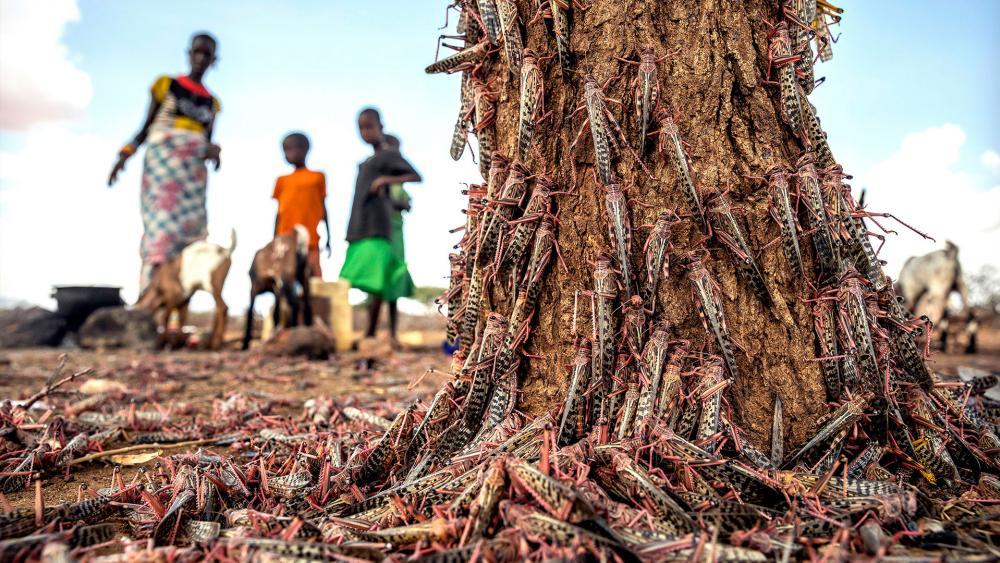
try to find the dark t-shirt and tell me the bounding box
[346,150,418,242]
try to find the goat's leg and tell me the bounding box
[157,306,172,350]
[283,281,300,328]
[272,287,283,329]
[242,291,257,351]
[177,303,189,330]
[210,293,228,351]
[300,271,313,327]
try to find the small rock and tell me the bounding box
[261,325,334,360]
[78,307,157,350]
[0,307,67,348]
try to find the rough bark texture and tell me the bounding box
[473,0,826,448]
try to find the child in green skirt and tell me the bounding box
[340,108,421,347]
[383,135,416,304]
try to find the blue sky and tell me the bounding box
[0,0,997,310]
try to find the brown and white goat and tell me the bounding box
[135,229,236,350]
[242,225,313,350]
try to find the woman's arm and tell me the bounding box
[204,116,221,170]
[108,93,161,186]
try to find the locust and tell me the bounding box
[592,254,619,420]
[621,295,647,360]
[814,0,844,62]
[706,190,770,304]
[461,313,510,435]
[765,165,804,278]
[425,40,490,74]
[783,393,867,468]
[642,211,677,313]
[695,363,727,453]
[601,453,694,533]
[495,0,523,77]
[688,257,741,383]
[504,457,599,523]
[654,341,686,422]
[812,296,843,400]
[846,442,884,479]
[618,47,666,152]
[800,97,836,168]
[767,22,803,133]
[458,260,484,356]
[656,109,708,232]
[616,381,641,441]
[356,405,416,485]
[401,392,452,477]
[534,0,573,74]
[571,76,652,187]
[442,253,466,346]
[516,50,544,161]
[508,215,557,348]
[796,152,838,273]
[450,73,474,161]
[477,161,528,266]
[783,1,816,94]
[558,338,593,446]
[603,183,635,297]
[460,458,506,544]
[836,275,881,393]
[476,0,501,45]
[909,389,960,485]
[472,79,498,179]
[499,175,551,271]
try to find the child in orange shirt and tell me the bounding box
[273,132,330,277]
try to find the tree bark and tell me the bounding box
[451,0,828,450]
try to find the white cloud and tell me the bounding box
[857,124,1000,278]
[981,149,1000,175]
[0,126,140,306]
[0,0,93,130]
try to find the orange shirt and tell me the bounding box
[273,168,327,249]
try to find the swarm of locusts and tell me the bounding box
[2,0,999,560]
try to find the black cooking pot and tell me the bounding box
[52,286,124,332]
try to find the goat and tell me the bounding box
[135,229,236,350]
[242,225,313,350]
[898,240,970,324]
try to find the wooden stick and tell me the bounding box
[69,438,217,467]
[21,368,92,411]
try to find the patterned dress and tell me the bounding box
[139,75,220,289]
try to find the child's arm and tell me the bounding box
[322,202,332,257]
[370,173,421,194]
[274,213,280,238]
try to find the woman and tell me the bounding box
[340,108,421,348]
[108,33,222,295]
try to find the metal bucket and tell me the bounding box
[52,286,124,332]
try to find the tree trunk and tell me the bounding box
[447,0,830,450]
[316,1,997,557]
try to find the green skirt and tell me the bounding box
[340,237,413,301]
[389,217,416,300]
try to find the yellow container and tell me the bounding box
[312,278,353,353]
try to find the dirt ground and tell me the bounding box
[2,322,999,515]
[0,325,453,513]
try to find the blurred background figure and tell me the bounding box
[898,240,977,352]
[273,131,331,278]
[383,134,417,315]
[107,32,222,296]
[340,108,421,349]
